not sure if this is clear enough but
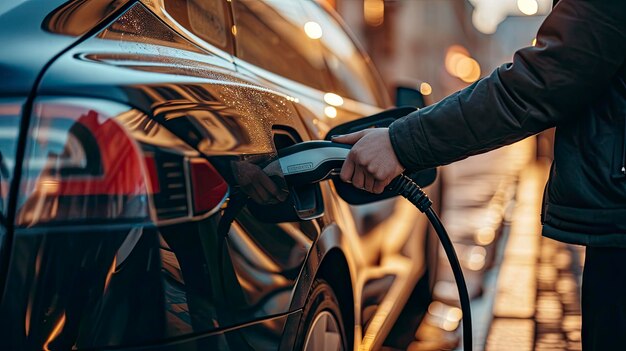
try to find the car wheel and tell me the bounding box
[295,279,348,351]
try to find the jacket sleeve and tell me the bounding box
[388,0,626,170]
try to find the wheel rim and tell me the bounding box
[302,310,343,351]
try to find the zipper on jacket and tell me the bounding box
[612,77,626,179]
[622,117,626,176]
[610,112,626,179]
[620,79,626,178]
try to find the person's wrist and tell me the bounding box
[384,127,405,173]
[388,120,412,171]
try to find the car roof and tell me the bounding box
[0,0,133,95]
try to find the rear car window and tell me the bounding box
[232,0,332,91]
[164,0,232,51]
[301,2,387,107]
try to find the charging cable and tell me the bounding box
[390,174,473,351]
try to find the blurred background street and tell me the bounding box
[324,1,584,349]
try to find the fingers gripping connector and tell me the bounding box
[389,174,433,212]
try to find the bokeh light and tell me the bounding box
[445,45,481,83]
[324,106,337,118]
[304,21,323,39]
[364,0,384,27]
[323,92,344,106]
[517,0,539,15]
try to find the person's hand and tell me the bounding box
[232,161,289,204]
[332,128,404,194]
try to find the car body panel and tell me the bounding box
[0,98,25,253]
[0,1,435,350]
[0,0,133,96]
[1,3,322,349]
[107,312,299,351]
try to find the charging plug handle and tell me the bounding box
[276,141,473,350]
[279,141,351,186]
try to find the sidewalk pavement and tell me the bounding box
[382,141,585,351]
[485,160,584,351]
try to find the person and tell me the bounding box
[332,0,625,349]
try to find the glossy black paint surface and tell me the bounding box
[0,1,435,350]
[0,0,132,95]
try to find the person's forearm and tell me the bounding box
[389,68,551,169]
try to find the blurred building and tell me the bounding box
[328,0,548,103]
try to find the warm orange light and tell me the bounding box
[419,82,432,96]
[364,0,384,27]
[40,179,60,193]
[427,301,463,331]
[104,256,117,290]
[532,37,537,46]
[231,25,237,36]
[459,57,481,83]
[25,301,32,336]
[444,45,470,76]
[447,307,463,322]
[455,57,474,79]
[466,246,487,271]
[43,313,66,351]
[475,227,496,245]
[324,106,337,118]
[445,45,481,83]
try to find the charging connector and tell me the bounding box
[273,141,473,350]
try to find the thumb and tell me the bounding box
[331,130,367,145]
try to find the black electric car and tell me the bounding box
[0,0,439,350]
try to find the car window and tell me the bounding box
[231,0,332,91]
[163,0,233,52]
[301,1,386,107]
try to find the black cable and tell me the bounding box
[390,174,473,351]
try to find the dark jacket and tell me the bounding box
[389,0,626,247]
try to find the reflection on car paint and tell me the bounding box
[17,100,153,227]
[97,3,206,55]
[0,100,23,217]
[44,0,132,37]
[31,3,314,346]
[0,0,436,349]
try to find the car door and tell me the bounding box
[143,0,327,329]
[228,0,435,349]
[1,1,322,349]
[299,2,436,349]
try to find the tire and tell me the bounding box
[294,279,349,351]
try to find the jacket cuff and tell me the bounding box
[388,110,432,171]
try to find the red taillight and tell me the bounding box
[36,109,147,196]
[16,99,153,226]
[189,158,228,215]
[143,155,160,194]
